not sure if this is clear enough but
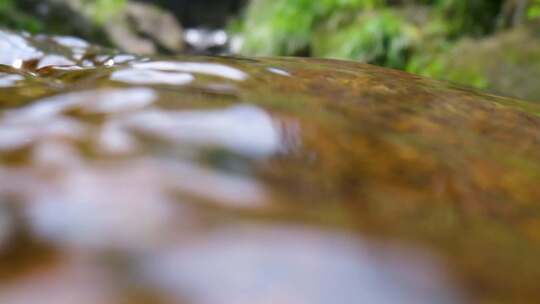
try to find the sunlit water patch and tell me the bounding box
[0,31,43,67]
[37,55,76,69]
[0,73,24,88]
[110,68,194,85]
[142,226,462,304]
[131,61,248,81]
[120,105,284,157]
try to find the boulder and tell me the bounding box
[415,21,540,102]
[105,1,184,54]
[17,0,185,54]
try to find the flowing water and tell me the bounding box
[1,29,540,304]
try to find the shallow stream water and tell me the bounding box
[1,29,540,303]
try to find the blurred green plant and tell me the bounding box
[0,0,127,33]
[312,10,419,69]
[230,0,540,97]
[232,0,513,69]
[0,0,42,32]
[235,0,383,56]
[433,0,504,37]
[528,0,540,19]
[80,0,127,25]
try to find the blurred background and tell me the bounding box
[1,0,539,101]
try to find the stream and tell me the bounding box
[1,29,540,304]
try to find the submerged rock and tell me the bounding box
[0,29,540,304]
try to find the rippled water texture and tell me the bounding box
[1,29,540,304]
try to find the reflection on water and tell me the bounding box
[121,105,283,157]
[51,36,89,50]
[0,73,24,88]
[110,54,137,64]
[0,91,277,214]
[266,67,291,77]
[111,68,194,85]
[4,88,156,123]
[0,88,156,152]
[0,225,462,304]
[4,29,540,303]
[0,31,43,67]
[0,116,84,151]
[131,61,248,81]
[37,55,75,69]
[25,158,180,250]
[143,226,461,304]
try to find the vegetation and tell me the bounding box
[223,0,540,99]
[231,0,381,56]
[0,0,42,32]
[80,0,127,25]
[232,0,540,71]
[0,0,126,34]
[312,9,421,69]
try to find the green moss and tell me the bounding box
[448,68,489,89]
[411,24,540,101]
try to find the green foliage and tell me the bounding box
[231,0,540,98]
[0,0,42,32]
[0,0,127,33]
[433,0,504,37]
[236,0,383,56]
[528,0,540,20]
[81,0,127,25]
[313,10,419,69]
[233,0,520,69]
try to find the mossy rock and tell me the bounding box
[414,21,540,102]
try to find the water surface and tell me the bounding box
[1,29,540,304]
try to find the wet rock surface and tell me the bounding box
[106,2,184,55]
[0,29,540,303]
